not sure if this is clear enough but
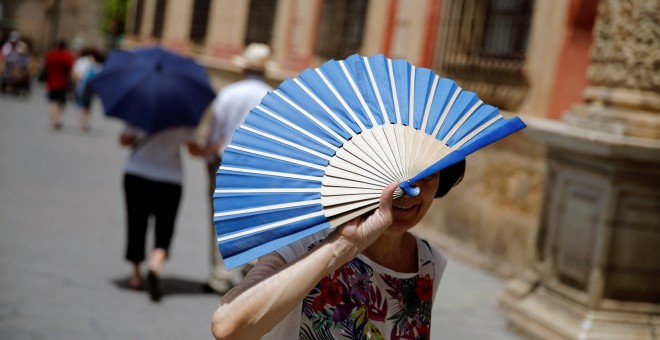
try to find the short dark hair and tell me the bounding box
[435,159,466,198]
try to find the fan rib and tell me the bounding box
[304,73,362,134]
[323,198,380,218]
[241,125,332,161]
[409,66,416,125]
[338,60,379,127]
[370,127,405,180]
[214,199,321,218]
[387,59,402,124]
[421,75,440,133]
[255,105,338,151]
[362,57,389,124]
[328,203,379,228]
[441,100,483,144]
[325,158,390,186]
[431,87,462,138]
[382,124,404,179]
[217,211,326,243]
[349,136,400,182]
[273,89,348,142]
[227,145,326,171]
[215,188,321,194]
[324,166,389,187]
[220,166,322,182]
[453,115,501,149]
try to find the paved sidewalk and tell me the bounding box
[0,85,519,339]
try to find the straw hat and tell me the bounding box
[233,43,271,72]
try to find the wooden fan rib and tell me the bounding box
[332,149,393,183]
[369,126,405,181]
[214,199,321,218]
[335,146,390,182]
[323,166,389,187]
[321,193,380,207]
[362,57,389,124]
[408,65,416,126]
[452,115,501,149]
[327,203,379,228]
[338,60,379,127]
[307,71,365,133]
[255,105,338,152]
[323,197,380,218]
[320,186,381,196]
[387,59,402,124]
[382,124,404,179]
[420,75,440,133]
[431,86,462,138]
[441,100,483,144]
[220,166,322,182]
[322,176,384,190]
[272,90,347,143]
[348,135,400,182]
[325,158,391,186]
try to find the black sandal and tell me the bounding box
[146,270,163,302]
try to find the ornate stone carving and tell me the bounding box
[587,0,660,93]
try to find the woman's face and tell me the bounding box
[390,172,440,230]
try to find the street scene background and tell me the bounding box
[0,86,516,339]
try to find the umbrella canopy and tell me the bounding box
[89,46,216,134]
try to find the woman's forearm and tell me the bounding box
[211,233,357,339]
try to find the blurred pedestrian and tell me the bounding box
[72,48,102,132]
[187,43,273,294]
[118,125,192,302]
[44,40,74,130]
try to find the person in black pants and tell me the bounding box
[119,125,191,302]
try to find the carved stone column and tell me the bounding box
[501,0,660,338]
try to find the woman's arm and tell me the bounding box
[211,182,398,339]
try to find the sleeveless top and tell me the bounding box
[264,230,447,340]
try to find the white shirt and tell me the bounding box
[263,230,448,339]
[122,126,192,184]
[207,76,272,157]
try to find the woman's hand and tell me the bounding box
[335,182,398,255]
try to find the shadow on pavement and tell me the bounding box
[112,276,220,297]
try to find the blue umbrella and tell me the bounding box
[89,46,216,134]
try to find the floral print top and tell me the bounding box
[264,230,447,340]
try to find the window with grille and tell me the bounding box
[133,0,145,35]
[481,0,533,59]
[315,0,368,60]
[245,0,278,45]
[190,0,211,43]
[434,0,534,110]
[152,0,167,38]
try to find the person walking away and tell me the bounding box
[119,125,192,302]
[72,49,102,132]
[187,43,273,294]
[44,40,74,130]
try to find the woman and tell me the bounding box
[211,161,465,339]
[119,125,191,302]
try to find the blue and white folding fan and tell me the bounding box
[214,54,525,269]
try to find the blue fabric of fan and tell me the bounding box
[216,204,323,233]
[216,169,321,189]
[221,220,330,269]
[258,94,345,148]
